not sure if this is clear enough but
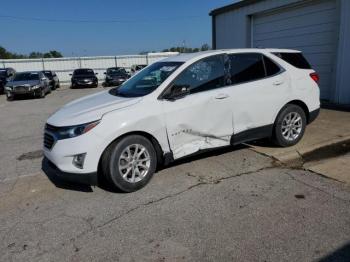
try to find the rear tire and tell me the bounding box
[273,104,306,147]
[101,135,157,192]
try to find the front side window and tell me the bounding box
[171,55,224,95]
[227,53,265,85]
[112,62,183,97]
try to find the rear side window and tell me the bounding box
[273,52,311,69]
[263,56,281,76]
[227,53,265,85]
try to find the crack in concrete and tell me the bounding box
[285,171,350,202]
[32,164,278,260]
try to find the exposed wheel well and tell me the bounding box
[285,100,310,123]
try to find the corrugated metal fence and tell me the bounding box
[0,53,177,83]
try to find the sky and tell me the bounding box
[0,0,234,57]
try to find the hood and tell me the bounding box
[6,80,40,87]
[47,90,142,126]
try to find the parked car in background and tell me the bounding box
[5,71,51,100]
[130,64,147,75]
[42,70,60,90]
[44,49,320,192]
[0,68,16,94]
[70,68,98,88]
[104,67,130,87]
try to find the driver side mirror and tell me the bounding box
[163,84,190,101]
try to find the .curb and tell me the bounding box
[250,134,350,168]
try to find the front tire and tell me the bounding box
[39,87,46,98]
[273,104,306,147]
[6,91,14,101]
[102,135,157,192]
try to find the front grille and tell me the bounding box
[14,86,28,92]
[44,133,55,150]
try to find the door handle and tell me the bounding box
[273,80,284,86]
[215,93,229,99]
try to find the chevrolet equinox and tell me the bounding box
[44,49,320,192]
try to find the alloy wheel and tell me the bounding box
[281,112,302,141]
[118,144,151,183]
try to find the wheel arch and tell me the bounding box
[275,100,310,124]
[98,130,166,173]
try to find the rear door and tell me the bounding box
[161,55,233,159]
[224,53,290,137]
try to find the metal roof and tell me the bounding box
[209,0,261,16]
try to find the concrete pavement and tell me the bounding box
[250,109,350,183]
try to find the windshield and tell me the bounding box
[74,69,95,76]
[111,61,183,97]
[13,72,39,81]
[107,68,126,75]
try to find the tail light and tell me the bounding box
[310,72,319,84]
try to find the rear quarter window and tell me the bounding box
[273,52,311,69]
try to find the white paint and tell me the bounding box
[44,49,320,174]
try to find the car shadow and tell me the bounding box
[41,158,94,192]
[42,143,254,194]
[245,138,280,148]
[10,94,41,101]
[318,242,350,262]
[159,143,248,170]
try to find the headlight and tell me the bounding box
[5,86,12,91]
[31,85,40,90]
[55,120,100,140]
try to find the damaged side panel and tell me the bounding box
[162,90,233,159]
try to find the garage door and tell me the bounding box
[252,0,339,101]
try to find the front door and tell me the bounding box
[161,55,233,159]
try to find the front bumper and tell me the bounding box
[43,129,105,175]
[72,80,97,87]
[8,88,42,96]
[44,157,97,185]
[105,78,126,86]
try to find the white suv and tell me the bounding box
[44,49,320,192]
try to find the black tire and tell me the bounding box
[101,135,157,192]
[273,104,306,147]
[39,87,46,98]
[51,84,56,91]
[6,91,14,101]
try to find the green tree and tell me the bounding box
[200,44,210,51]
